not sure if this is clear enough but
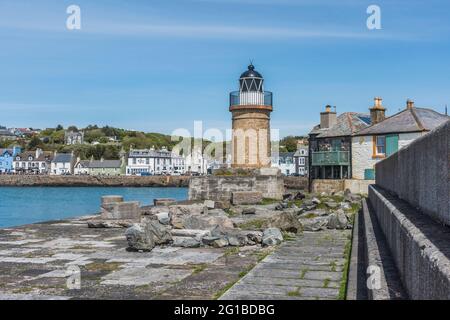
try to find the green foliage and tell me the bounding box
[279,135,307,152]
[27,136,43,150]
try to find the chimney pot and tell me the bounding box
[406,99,414,109]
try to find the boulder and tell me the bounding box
[312,197,321,205]
[327,210,349,230]
[242,207,256,215]
[300,216,329,232]
[155,212,171,225]
[227,236,242,247]
[212,238,229,248]
[202,236,221,246]
[294,191,306,200]
[182,215,234,230]
[244,231,263,244]
[204,200,215,209]
[340,202,351,210]
[172,237,201,248]
[265,212,303,234]
[262,228,283,247]
[325,201,338,209]
[125,224,155,251]
[141,218,173,245]
[171,229,211,240]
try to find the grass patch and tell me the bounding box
[85,262,122,272]
[282,231,296,241]
[192,264,208,274]
[237,218,267,230]
[302,213,317,219]
[287,288,301,297]
[330,260,337,272]
[224,247,240,257]
[224,208,239,217]
[338,238,353,300]
[323,278,331,288]
[299,268,309,279]
[288,200,303,208]
[255,249,272,262]
[261,198,279,205]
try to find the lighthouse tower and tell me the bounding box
[230,64,273,168]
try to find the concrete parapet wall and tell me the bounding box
[188,174,285,202]
[375,120,450,226]
[283,176,308,190]
[311,179,373,194]
[368,184,450,299]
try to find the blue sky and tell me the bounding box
[0,0,449,137]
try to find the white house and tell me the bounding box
[351,99,449,180]
[126,147,185,176]
[184,149,207,175]
[65,131,84,145]
[271,152,296,175]
[50,153,75,175]
[13,149,54,174]
[294,145,309,176]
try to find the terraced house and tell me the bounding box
[309,105,371,180]
[352,99,449,180]
[0,146,21,173]
[13,148,53,174]
[309,98,449,182]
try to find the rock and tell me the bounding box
[320,192,328,197]
[325,201,338,209]
[275,203,284,211]
[340,202,351,210]
[242,207,256,215]
[265,212,303,234]
[312,197,321,205]
[212,238,229,248]
[182,215,234,230]
[204,200,215,209]
[172,237,201,248]
[334,191,344,197]
[294,191,306,200]
[227,236,241,247]
[215,201,231,210]
[154,198,177,206]
[125,224,155,251]
[262,228,283,247]
[155,212,171,225]
[283,193,293,201]
[300,216,329,232]
[202,236,220,246]
[88,219,134,229]
[141,218,173,245]
[244,231,263,244]
[327,210,348,230]
[232,191,263,205]
[171,229,211,240]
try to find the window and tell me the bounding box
[375,136,386,156]
[299,157,305,166]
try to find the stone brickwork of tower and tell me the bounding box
[229,64,273,168]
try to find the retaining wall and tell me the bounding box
[368,185,450,299]
[375,120,450,226]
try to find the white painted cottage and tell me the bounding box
[351,99,449,180]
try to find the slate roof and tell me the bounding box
[77,160,121,169]
[0,129,15,137]
[128,149,172,158]
[16,151,53,162]
[52,153,74,163]
[310,112,371,138]
[0,149,12,156]
[354,107,449,136]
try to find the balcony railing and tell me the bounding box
[230,91,273,107]
[311,151,350,166]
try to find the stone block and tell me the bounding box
[232,191,263,205]
[204,200,215,209]
[154,198,177,206]
[101,195,124,205]
[259,168,280,176]
[102,201,140,220]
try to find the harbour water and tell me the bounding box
[0,187,188,228]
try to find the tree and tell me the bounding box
[27,136,43,150]
[55,124,64,131]
[67,125,78,132]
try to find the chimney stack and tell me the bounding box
[406,99,414,109]
[370,97,386,125]
[320,105,337,129]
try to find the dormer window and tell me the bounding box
[28,156,33,161]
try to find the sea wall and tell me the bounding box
[311,179,373,195]
[0,175,190,187]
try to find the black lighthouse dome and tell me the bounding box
[239,64,264,92]
[240,64,263,79]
